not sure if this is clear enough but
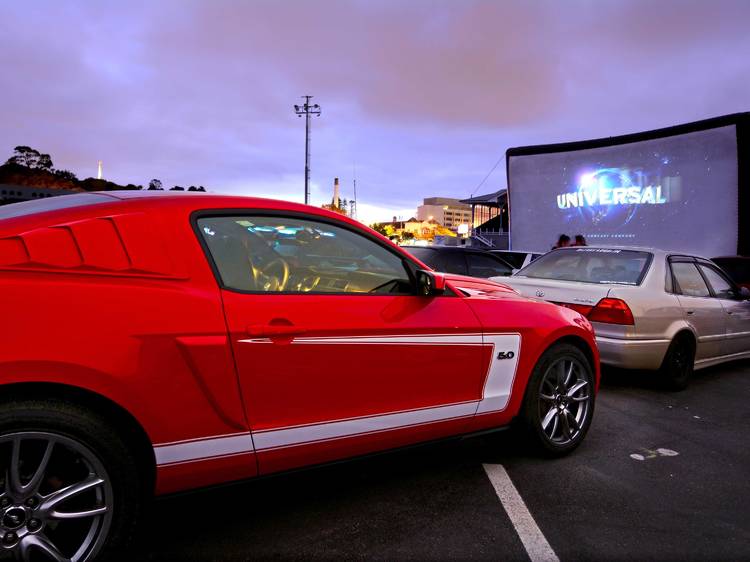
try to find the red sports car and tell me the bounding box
[0,192,599,560]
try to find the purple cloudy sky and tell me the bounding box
[1,0,749,223]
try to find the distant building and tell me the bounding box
[371,216,455,242]
[0,183,79,206]
[416,197,472,229]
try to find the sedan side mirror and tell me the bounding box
[416,269,446,296]
[740,287,750,300]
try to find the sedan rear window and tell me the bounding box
[517,248,652,285]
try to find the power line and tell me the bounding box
[293,95,321,205]
[470,153,504,197]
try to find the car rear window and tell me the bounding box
[0,193,112,220]
[517,248,652,285]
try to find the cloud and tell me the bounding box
[0,0,749,217]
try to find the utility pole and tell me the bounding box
[351,163,358,220]
[293,95,321,205]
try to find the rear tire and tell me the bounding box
[660,335,695,391]
[520,343,596,456]
[0,399,144,561]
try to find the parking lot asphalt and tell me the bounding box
[142,361,750,561]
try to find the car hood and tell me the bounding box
[443,274,521,298]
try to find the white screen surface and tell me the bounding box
[508,125,739,256]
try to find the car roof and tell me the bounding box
[410,246,489,252]
[548,245,715,261]
[0,191,367,230]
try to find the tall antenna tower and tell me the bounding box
[97,160,103,180]
[351,163,358,220]
[293,95,321,205]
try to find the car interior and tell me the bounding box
[198,216,414,294]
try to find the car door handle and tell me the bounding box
[685,310,694,315]
[246,324,307,338]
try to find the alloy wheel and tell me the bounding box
[0,432,113,562]
[538,357,593,446]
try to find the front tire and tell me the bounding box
[0,399,143,561]
[660,335,695,391]
[520,343,596,456]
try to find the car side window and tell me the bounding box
[467,253,512,278]
[198,215,413,294]
[442,253,468,275]
[671,262,710,298]
[698,265,737,300]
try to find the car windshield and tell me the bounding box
[517,248,652,285]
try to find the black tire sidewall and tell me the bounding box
[661,336,695,391]
[521,343,596,456]
[0,399,143,561]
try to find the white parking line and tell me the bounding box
[483,464,559,562]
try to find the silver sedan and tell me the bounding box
[491,247,750,389]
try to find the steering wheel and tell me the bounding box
[249,257,290,292]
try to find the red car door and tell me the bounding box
[196,212,491,473]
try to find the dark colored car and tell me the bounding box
[711,256,750,289]
[405,246,514,278]
[489,250,544,270]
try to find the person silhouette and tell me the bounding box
[552,234,571,250]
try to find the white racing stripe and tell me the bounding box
[154,433,253,466]
[239,333,484,345]
[252,401,478,450]
[483,464,559,562]
[476,334,521,414]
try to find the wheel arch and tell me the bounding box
[0,382,156,494]
[552,334,598,377]
[671,328,697,348]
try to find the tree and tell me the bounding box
[147,179,163,191]
[170,185,185,191]
[6,146,53,170]
[53,169,78,181]
[36,153,53,171]
[371,223,388,236]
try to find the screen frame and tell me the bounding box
[505,112,750,255]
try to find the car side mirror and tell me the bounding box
[416,269,446,296]
[739,287,750,300]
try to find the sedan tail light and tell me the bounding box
[587,298,634,325]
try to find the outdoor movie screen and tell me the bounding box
[507,124,739,256]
